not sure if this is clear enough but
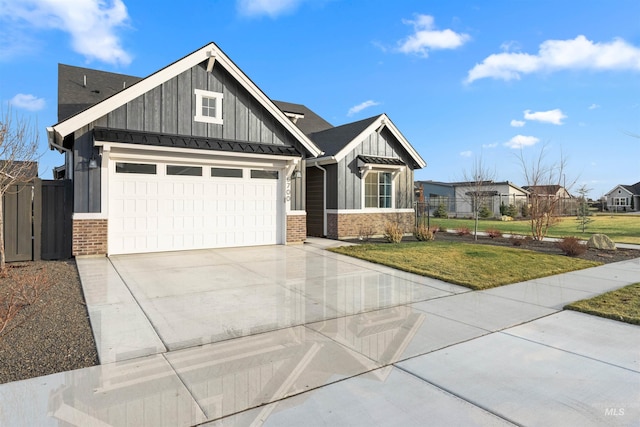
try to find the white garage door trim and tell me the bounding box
[107,153,287,255]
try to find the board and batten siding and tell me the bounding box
[335,128,415,210]
[72,60,306,213]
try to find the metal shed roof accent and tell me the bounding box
[93,127,301,157]
[357,155,406,166]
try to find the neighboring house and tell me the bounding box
[274,103,426,239]
[415,180,529,218]
[604,181,640,212]
[522,185,575,215]
[48,42,323,256]
[48,42,426,255]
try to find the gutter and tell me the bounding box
[47,127,73,180]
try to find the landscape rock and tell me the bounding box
[587,234,616,250]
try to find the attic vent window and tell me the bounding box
[194,89,223,124]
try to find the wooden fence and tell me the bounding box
[3,179,72,262]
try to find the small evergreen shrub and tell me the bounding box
[521,203,530,217]
[479,205,492,219]
[506,204,519,217]
[384,222,403,243]
[485,228,503,239]
[556,236,587,256]
[434,203,448,218]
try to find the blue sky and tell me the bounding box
[1,0,639,198]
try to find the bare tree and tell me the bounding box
[0,108,40,270]
[461,156,496,241]
[517,144,575,241]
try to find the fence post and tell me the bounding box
[33,178,42,261]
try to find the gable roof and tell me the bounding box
[309,115,379,157]
[48,42,322,157]
[622,181,640,195]
[272,101,333,135]
[308,114,426,169]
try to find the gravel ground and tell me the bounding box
[0,259,98,385]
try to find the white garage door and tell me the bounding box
[108,161,281,255]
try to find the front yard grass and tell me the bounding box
[426,215,640,244]
[331,242,601,290]
[565,283,640,325]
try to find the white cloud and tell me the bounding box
[0,0,131,66]
[482,143,498,148]
[466,35,640,84]
[588,103,600,110]
[504,135,540,149]
[398,14,470,57]
[523,109,567,125]
[347,100,380,117]
[10,93,45,111]
[237,0,302,17]
[510,119,525,127]
[460,150,472,157]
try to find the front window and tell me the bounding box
[365,172,392,208]
[614,197,628,206]
[194,89,223,124]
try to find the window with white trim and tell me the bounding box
[365,172,392,208]
[194,89,223,124]
[614,197,628,206]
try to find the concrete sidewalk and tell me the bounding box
[0,243,638,426]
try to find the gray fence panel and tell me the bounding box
[3,183,34,262]
[41,180,73,260]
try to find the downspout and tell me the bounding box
[314,164,327,236]
[47,127,73,180]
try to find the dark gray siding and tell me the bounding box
[101,62,299,148]
[72,60,306,213]
[325,164,338,210]
[289,161,305,211]
[335,128,415,210]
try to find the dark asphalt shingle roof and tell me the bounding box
[94,127,301,156]
[622,181,640,195]
[58,64,143,122]
[308,115,381,157]
[272,101,333,135]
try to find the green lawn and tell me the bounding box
[330,242,601,290]
[565,283,640,325]
[422,214,640,244]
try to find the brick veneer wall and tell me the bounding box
[73,219,108,256]
[327,212,414,239]
[286,213,307,244]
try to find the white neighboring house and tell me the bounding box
[604,181,640,212]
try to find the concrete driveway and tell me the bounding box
[1,239,639,426]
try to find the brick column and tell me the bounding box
[72,219,108,256]
[286,213,306,244]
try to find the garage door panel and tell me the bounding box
[109,161,281,254]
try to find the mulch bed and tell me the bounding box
[0,260,98,385]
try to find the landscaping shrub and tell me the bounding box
[456,226,471,236]
[506,204,519,217]
[556,236,587,256]
[384,222,403,243]
[479,205,492,219]
[521,203,530,218]
[438,224,447,232]
[414,224,435,241]
[357,223,375,242]
[434,203,448,218]
[509,235,531,246]
[485,228,503,239]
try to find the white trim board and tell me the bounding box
[50,42,323,158]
